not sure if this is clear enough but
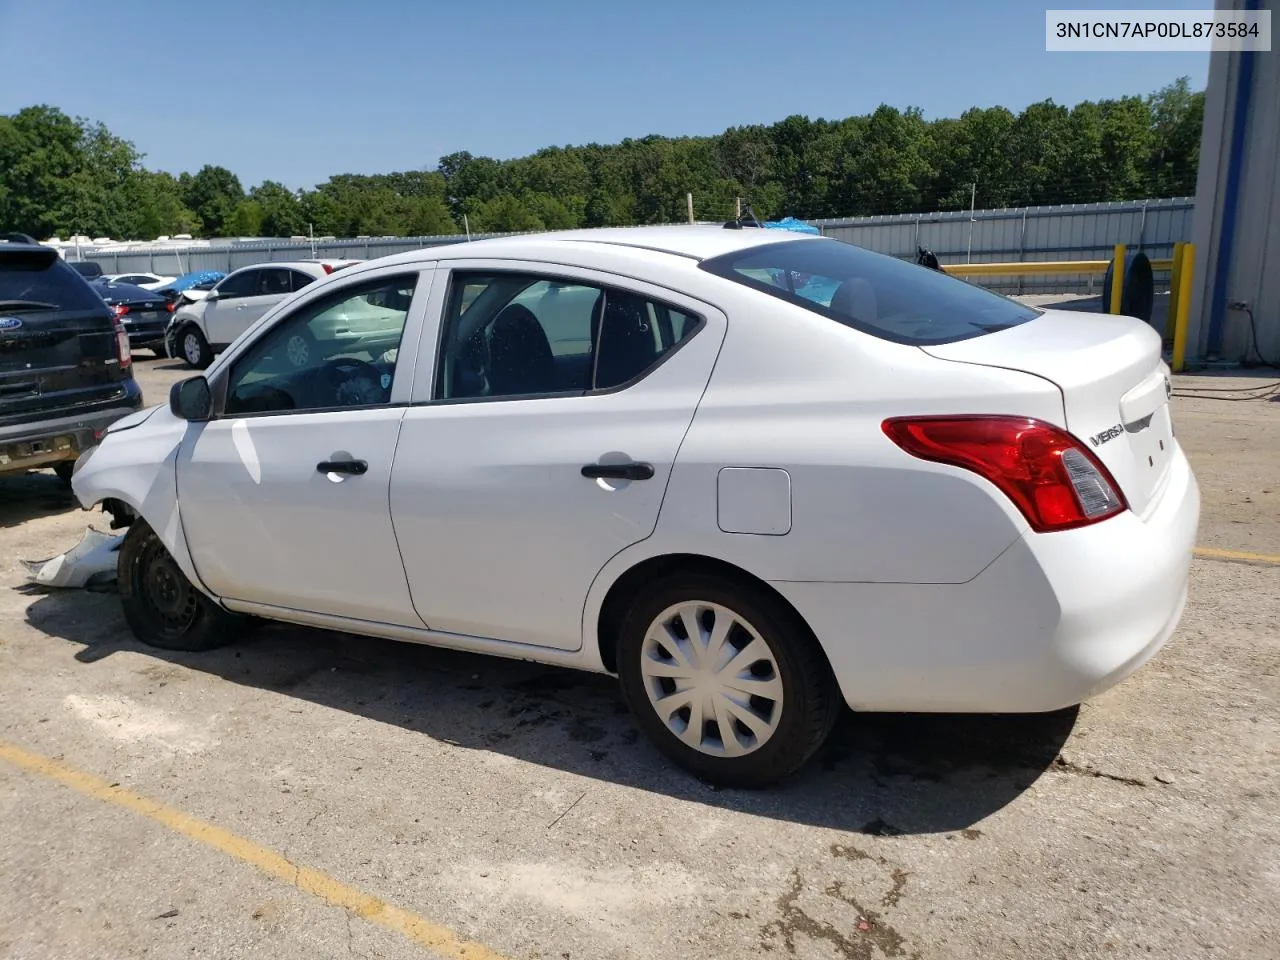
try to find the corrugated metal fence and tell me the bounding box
[82,197,1194,295]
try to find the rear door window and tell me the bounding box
[700,238,1040,346]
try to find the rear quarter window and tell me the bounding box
[699,238,1039,346]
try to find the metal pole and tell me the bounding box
[966,182,976,263]
[687,192,694,224]
[463,214,471,241]
[735,197,742,219]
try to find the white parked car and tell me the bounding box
[71,226,1199,787]
[103,272,177,290]
[167,259,359,368]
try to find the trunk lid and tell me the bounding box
[923,309,1174,515]
[0,308,129,420]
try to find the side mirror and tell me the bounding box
[204,288,220,301]
[170,376,214,422]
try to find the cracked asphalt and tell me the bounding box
[0,357,1277,960]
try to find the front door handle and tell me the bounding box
[581,461,654,481]
[317,459,368,476]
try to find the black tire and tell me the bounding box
[177,325,213,369]
[52,461,75,485]
[117,519,242,652]
[616,572,840,788]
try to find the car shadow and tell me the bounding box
[0,471,79,528]
[24,587,1077,835]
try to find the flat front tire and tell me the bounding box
[118,520,242,651]
[617,573,840,788]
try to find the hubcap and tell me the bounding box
[640,601,784,758]
[183,332,202,365]
[286,335,309,367]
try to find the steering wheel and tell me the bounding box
[318,356,387,407]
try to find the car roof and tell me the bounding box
[432,224,816,262]
[227,260,356,275]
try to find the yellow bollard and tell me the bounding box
[1109,243,1126,314]
[1171,242,1195,372]
[1166,241,1184,339]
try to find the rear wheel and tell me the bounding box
[179,325,212,369]
[118,519,242,651]
[617,573,840,788]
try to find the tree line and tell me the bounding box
[0,79,1202,242]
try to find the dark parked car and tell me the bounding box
[92,278,175,355]
[0,236,143,482]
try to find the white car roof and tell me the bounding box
[435,224,816,262]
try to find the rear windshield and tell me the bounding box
[699,238,1040,345]
[0,251,107,312]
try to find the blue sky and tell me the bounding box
[0,0,1209,191]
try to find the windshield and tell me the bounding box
[699,238,1040,346]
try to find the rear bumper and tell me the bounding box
[773,445,1200,713]
[0,382,144,473]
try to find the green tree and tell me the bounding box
[182,165,244,236]
[250,180,306,236]
[226,198,265,236]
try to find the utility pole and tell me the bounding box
[687,192,694,224]
[966,182,977,264]
[463,213,471,241]
[308,223,316,258]
[735,197,742,219]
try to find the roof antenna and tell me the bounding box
[723,203,763,230]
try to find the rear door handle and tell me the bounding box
[317,459,368,476]
[581,462,654,481]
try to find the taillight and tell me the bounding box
[112,303,130,317]
[111,317,132,368]
[882,415,1126,532]
[321,263,335,274]
[166,300,176,313]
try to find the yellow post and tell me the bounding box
[1109,243,1126,314]
[1166,241,1184,338]
[1171,242,1195,372]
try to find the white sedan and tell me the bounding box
[104,272,177,290]
[71,225,1199,787]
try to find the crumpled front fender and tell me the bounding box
[71,404,211,597]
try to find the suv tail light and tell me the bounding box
[882,415,1126,532]
[111,317,132,368]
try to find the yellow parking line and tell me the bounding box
[0,740,509,960]
[1194,546,1280,567]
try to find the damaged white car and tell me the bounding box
[72,225,1199,787]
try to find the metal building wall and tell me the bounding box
[1189,0,1279,365]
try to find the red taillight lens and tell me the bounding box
[111,317,132,368]
[166,300,176,313]
[882,415,1127,532]
[321,263,335,274]
[112,303,130,317]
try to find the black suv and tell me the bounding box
[1,235,143,482]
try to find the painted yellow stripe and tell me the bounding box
[0,740,509,960]
[1194,546,1280,567]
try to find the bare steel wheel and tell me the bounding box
[118,519,242,651]
[618,572,839,787]
[640,602,784,758]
